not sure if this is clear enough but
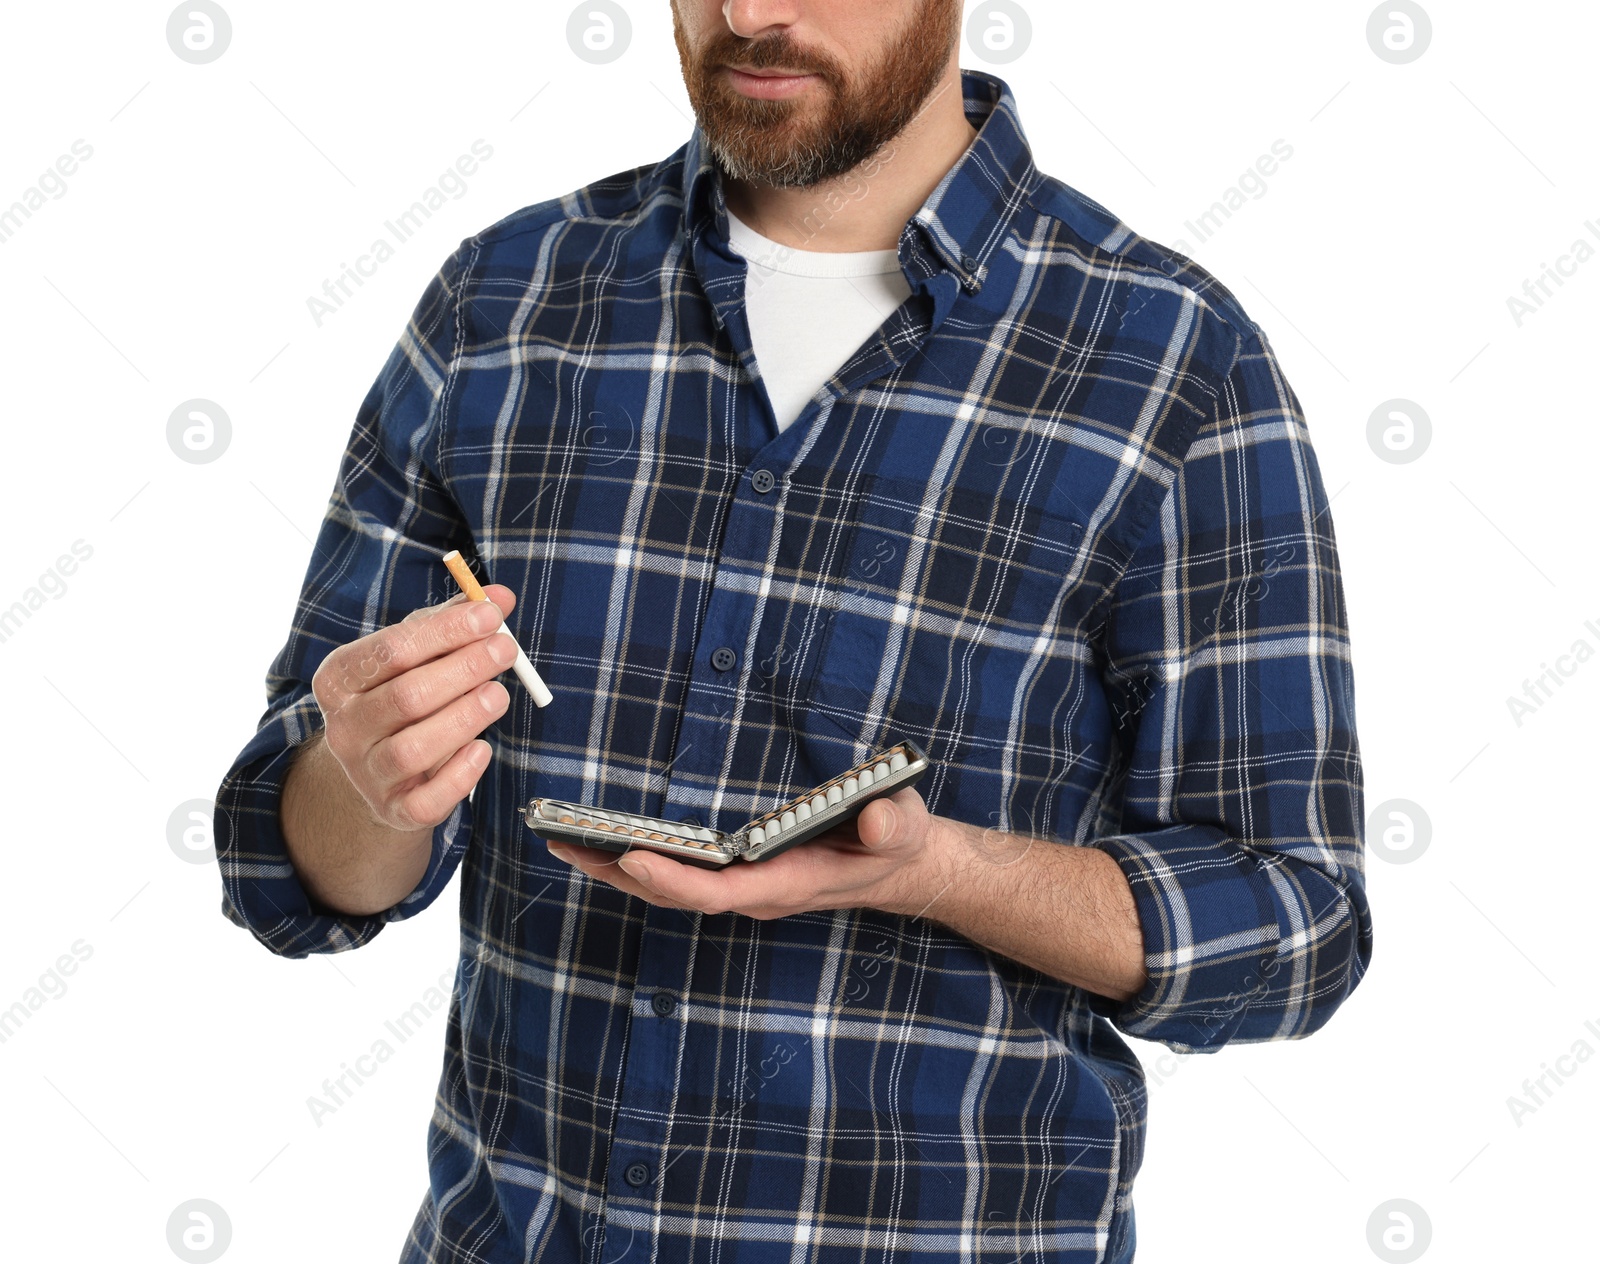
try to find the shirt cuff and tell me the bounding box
[213,684,473,959]
[1087,824,1298,1053]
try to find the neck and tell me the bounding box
[721,63,978,254]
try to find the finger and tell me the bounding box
[855,797,901,848]
[345,626,520,746]
[391,738,494,831]
[406,583,517,623]
[548,843,703,910]
[363,676,510,792]
[853,788,926,849]
[317,584,518,713]
[604,846,767,914]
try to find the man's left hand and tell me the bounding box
[544,788,952,921]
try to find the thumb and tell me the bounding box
[861,797,901,849]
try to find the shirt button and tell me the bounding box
[624,1161,651,1187]
[751,468,776,494]
[711,646,737,672]
[651,992,677,1017]
[961,254,979,272]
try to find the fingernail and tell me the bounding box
[617,857,652,884]
[470,601,502,632]
[487,631,518,666]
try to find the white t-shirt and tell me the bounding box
[726,209,913,433]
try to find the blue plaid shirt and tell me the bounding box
[215,70,1370,1264]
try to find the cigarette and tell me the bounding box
[440,550,553,708]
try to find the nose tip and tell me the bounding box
[721,0,800,40]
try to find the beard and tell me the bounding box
[671,0,959,189]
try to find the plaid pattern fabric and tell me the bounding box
[214,70,1370,1264]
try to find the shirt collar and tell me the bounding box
[680,69,1038,295]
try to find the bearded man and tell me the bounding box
[215,3,1371,1261]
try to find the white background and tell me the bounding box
[1,1,1594,1260]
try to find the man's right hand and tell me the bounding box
[279,584,520,917]
[308,584,519,833]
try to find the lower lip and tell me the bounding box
[723,67,821,100]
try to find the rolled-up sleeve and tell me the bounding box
[214,239,480,959]
[1087,324,1372,1052]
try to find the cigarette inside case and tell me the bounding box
[522,739,928,870]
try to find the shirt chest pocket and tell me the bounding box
[797,472,1088,744]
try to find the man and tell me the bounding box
[215,1,1372,1260]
